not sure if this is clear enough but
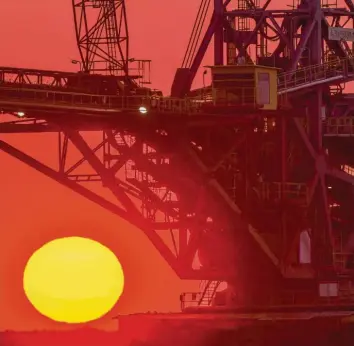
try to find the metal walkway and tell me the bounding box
[0,57,352,117]
[277,57,352,95]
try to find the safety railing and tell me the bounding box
[159,87,258,112]
[0,62,151,87]
[180,280,221,311]
[182,283,354,308]
[0,86,150,111]
[259,182,309,205]
[0,85,204,114]
[180,292,204,310]
[324,117,354,136]
[277,57,350,94]
[154,96,205,114]
[0,85,262,115]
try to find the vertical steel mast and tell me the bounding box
[72,0,129,76]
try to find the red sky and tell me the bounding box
[0,0,207,332]
[0,0,351,332]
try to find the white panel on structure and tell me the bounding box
[329,283,339,296]
[319,283,339,297]
[328,27,354,42]
[257,72,270,105]
[299,230,311,264]
[321,106,326,120]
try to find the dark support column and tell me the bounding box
[307,0,323,151]
[307,0,324,275]
[308,89,323,151]
[214,0,224,65]
[281,116,287,261]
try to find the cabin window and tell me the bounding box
[257,72,270,105]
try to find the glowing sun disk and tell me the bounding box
[23,237,124,324]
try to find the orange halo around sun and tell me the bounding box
[23,236,125,324]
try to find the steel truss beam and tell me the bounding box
[0,67,74,88]
[72,0,129,75]
[0,118,259,282]
[173,0,354,96]
[2,103,354,306]
[71,0,151,87]
[3,0,354,309]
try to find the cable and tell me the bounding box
[186,0,211,68]
[182,0,211,68]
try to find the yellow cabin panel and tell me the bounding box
[207,65,279,111]
[210,66,254,75]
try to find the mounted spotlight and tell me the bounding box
[15,111,25,117]
[71,59,82,71]
[139,106,148,115]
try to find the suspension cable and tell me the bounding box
[186,0,211,68]
[182,0,211,68]
[182,0,207,67]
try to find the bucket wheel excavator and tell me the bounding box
[1,0,354,345]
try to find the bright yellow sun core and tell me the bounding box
[23,237,124,324]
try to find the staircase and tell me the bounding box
[277,57,352,95]
[197,280,221,306]
[180,280,221,310]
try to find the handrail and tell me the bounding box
[0,85,259,114]
[179,280,221,310]
[0,62,151,84]
[279,56,350,80]
[324,116,354,136]
[0,86,149,111]
[278,57,350,93]
[259,182,309,204]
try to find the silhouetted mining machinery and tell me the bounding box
[2,0,354,345]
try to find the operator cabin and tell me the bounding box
[206,62,278,111]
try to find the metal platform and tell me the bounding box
[114,309,354,346]
[116,309,354,324]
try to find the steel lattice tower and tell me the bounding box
[72,0,129,76]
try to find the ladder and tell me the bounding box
[104,2,119,74]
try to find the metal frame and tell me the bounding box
[72,0,129,75]
[2,0,354,309]
[0,120,244,281]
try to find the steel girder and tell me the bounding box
[0,117,251,281]
[173,0,354,96]
[2,105,354,308]
[2,0,354,309]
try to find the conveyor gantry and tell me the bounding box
[0,56,353,119]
